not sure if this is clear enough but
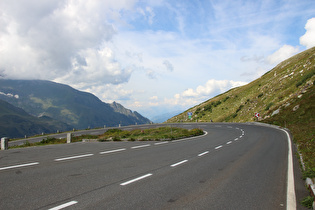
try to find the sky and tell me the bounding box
[1,0,315,120]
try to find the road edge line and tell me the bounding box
[282,128,297,210]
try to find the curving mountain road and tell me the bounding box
[0,123,297,209]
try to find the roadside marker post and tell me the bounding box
[67,133,72,144]
[1,137,9,150]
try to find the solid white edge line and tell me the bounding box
[198,151,209,157]
[131,144,151,149]
[282,129,296,210]
[48,201,78,210]
[100,148,126,154]
[54,154,94,161]
[215,145,223,150]
[0,162,39,171]
[120,173,153,186]
[170,160,188,167]
[172,131,208,143]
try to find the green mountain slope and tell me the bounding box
[0,99,71,138]
[167,47,315,123]
[167,47,315,176]
[0,80,151,130]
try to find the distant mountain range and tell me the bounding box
[0,80,151,138]
[150,110,183,123]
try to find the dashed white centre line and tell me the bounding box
[226,141,232,145]
[120,173,153,186]
[215,145,223,150]
[100,148,126,154]
[198,151,209,157]
[154,141,168,145]
[131,144,151,149]
[0,162,39,171]
[234,138,239,141]
[170,160,188,167]
[48,201,78,210]
[54,154,94,161]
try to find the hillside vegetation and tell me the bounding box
[167,46,315,176]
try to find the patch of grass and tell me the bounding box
[257,93,264,98]
[265,102,274,111]
[236,105,244,113]
[296,68,315,87]
[301,196,314,209]
[99,127,204,141]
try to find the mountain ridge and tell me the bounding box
[0,79,151,133]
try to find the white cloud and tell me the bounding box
[266,45,299,65]
[80,83,134,104]
[300,17,315,49]
[0,0,134,83]
[165,79,247,107]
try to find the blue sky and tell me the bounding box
[0,0,315,119]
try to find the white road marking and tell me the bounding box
[172,139,186,143]
[171,160,188,167]
[215,145,223,150]
[282,129,296,210]
[198,151,209,157]
[100,148,126,154]
[0,162,39,171]
[226,141,232,145]
[154,141,168,145]
[120,173,153,186]
[234,138,239,141]
[48,201,78,210]
[54,154,94,161]
[131,144,151,149]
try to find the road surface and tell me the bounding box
[0,123,296,209]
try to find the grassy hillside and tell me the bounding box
[167,46,315,176]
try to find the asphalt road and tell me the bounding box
[0,123,298,209]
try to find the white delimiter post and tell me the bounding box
[1,137,9,150]
[67,133,72,143]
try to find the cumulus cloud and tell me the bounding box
[83,83,134,103]
[166,79,247,106]
[266,45,299,65]
[0,0,134,85]
[300,17,315,49]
